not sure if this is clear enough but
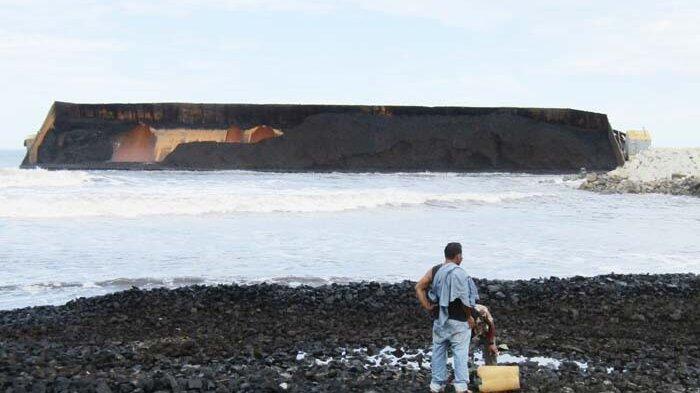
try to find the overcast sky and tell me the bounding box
[1,0,698,149]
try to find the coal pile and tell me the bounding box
[1,274,698,392]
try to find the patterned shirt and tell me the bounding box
[472,304,496,343]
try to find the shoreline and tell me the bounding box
[1,273,697,392]
[18,162,585,175]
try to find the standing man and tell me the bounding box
[415,242,479,393]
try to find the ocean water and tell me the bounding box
[1,149,699,310]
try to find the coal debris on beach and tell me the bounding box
[1,274,698,392]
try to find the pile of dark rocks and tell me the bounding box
[1,274,698,392]
[579,172,700,197]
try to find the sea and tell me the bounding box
[1,149,699,310]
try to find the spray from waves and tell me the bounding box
[0,277,210,293]
[0,168,99,188]
[0,189,551,218]
[0,276,355,299]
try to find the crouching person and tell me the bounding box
[471,304,499,365]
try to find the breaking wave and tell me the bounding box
[0,189,549,218]
[0,276,357,305]
[0,168,99,188]
[0,277,212,293]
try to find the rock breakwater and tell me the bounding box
[579,148,700,197]
[580,172,700,196]
[1,274,697,392]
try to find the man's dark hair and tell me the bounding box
[444,242,462,259]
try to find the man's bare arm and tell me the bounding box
[415,268,434,311]
[486,317,498,355]
[465,306,476,330]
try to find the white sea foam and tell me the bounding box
[0,277,213,295]
[0,168,98,188]
[297,346,592,372]
[0,188,547,218]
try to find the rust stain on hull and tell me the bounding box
[110,124,283,163]
[112,124,157,162]
[225,126,243,143]
[242,125,283,144]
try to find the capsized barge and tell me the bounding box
[21,102,625,171]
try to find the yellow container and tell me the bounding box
[477,365,520,392]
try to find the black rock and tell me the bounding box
[0,273,697,392]
[95,381,112,393]
[187,378,203,390]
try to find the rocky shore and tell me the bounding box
[579,172,700,196]
[1,274,698,392]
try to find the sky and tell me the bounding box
[1,0,698,149]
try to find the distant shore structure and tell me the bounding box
[624,129,652,157]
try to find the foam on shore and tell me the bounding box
[0,187,548,218]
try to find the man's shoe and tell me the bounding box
[429,382,445,392]
[453,384,471,393]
